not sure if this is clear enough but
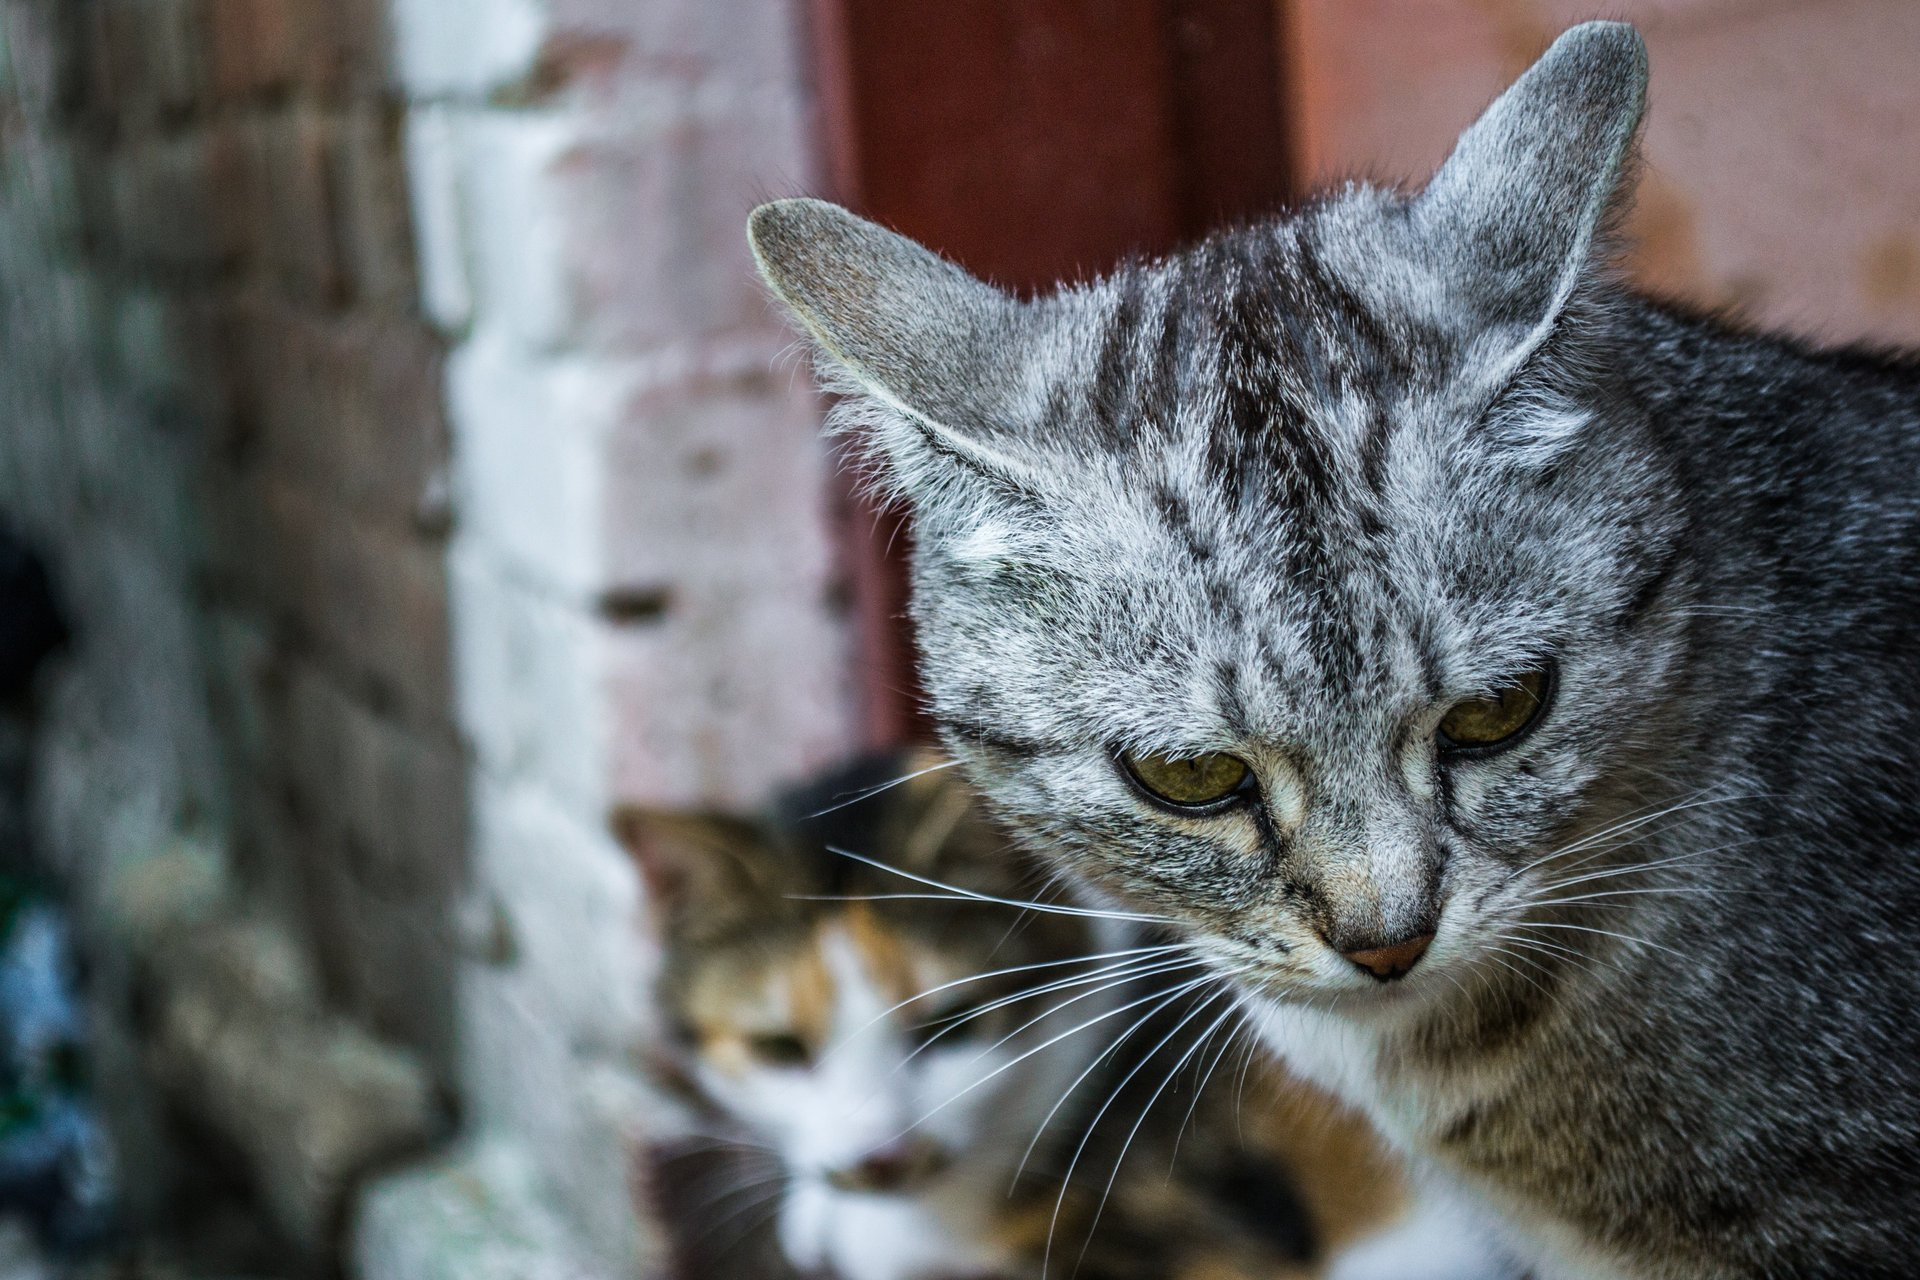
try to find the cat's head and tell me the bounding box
[748,26,1688,1015]
[621,753,1111,1277]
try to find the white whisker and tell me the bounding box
[901,968,1220,1143]
[1478,946,1555,1000]
[816,847,1174,922]
[1011,967,1221,1182]
[1166,992,1249,1175]
[818,942,1184,1067]
[1532,885,1725,909]
[902,953,1202,1075]
[1045,980,1241,1278]
[1511,918,1692,962]
[1074,998,1243,1273]
[804,758,962,817]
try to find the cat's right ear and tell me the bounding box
[1414,22,1647,391]
[611,808,779,935]
[747,199,1044,509]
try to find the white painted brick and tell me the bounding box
[447,545,606,807]
[460,111,586,352]
[381,0,857,1267]
[553,0,802,91]
[390,0,552,99]
[447,332,622,595]
[604,576,854,810]
[556,98,817,352]
[404,106,475,332]
[590,366,858,807]
[601,367,837,589]
[467,777,644,1044]
[553,1061,665,1277]
[449,778,654,1279]
[355,1141,610,1280]
[455,957,582,1165]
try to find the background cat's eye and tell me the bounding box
[1437,665,1553,753]
[746,1032,812,1068]
[1119,750,1253,810]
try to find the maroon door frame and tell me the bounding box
[805,0,1298,745]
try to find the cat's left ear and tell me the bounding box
[748,199,1045,512]
[612,807,784,938]
[1415,21,1647,387]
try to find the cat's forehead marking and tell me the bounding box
[1063,239,1467,711]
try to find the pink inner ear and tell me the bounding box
[610,809,698,920]
[614,811,783,932]
[636,846,690,913]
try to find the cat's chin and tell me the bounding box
[1239,964,1453,1026]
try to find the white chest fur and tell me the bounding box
[1248,1001,1397,1131]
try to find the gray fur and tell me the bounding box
[749,22,1920,1279]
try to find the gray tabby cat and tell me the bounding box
[745,21,1920,1280]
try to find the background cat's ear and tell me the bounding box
[1414,21,1647,384]
[612,808,783,936]
[747,199,1042,505]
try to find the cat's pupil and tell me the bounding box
[1436,666,1551,750]
[1121,750,1252,807]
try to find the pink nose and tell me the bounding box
[824,1138,949,1193]
[1342,931,1434,981]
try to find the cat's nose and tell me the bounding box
[1341,931,1434,981]
[825,1138,949,1193]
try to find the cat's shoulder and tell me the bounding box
[1623,291,1920,391]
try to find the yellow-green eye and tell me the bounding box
[746,1032,811,1068]
[1120,750,1252,809]
[1437,666,1553,751]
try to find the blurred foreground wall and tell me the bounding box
[0,0,853,1274]
[0,0,460,1260]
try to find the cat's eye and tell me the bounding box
[1119,750,1253,810]
[746,1032,811,1068]
[1437,665,1553,753]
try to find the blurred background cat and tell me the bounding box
[619,752,1500,1280]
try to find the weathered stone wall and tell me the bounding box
[0,0,458,1261]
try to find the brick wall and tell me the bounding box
[6,0,1910,1274]
[358,0,857,1274]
